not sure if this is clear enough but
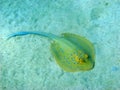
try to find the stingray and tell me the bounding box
[7,31,95,72]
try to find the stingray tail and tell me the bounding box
[7,31,57,40]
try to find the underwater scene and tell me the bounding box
[0,0,120,90]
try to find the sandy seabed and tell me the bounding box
[0,0,120,90]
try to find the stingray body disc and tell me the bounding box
[50,33,95,72]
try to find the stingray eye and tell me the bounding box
[78,58,86,64]
[84,54,88,59]
[74,54,86,64]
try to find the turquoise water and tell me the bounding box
[0,0,120,90]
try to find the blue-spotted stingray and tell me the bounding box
[7,31,95,72]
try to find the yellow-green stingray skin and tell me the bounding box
[51,33,95,72]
